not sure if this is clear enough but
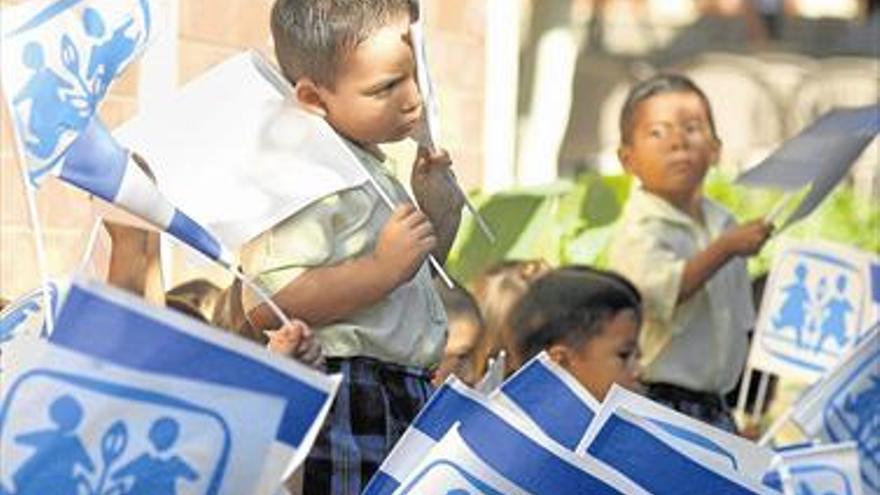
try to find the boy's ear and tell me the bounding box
[294,77,328,117]
[709,137,722,166]
[617,145,635,174]
[547,344,572,368]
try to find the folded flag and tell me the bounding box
[581,384,775,481]
[580,403,778,494]
[790,328,879,494]
[363,377,643,495]
[1,339,286,495]
[40,278,341,486]
[1,0,234,265]
[766,442,863,495]
[490,352,599,451]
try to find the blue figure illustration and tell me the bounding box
[773,263,812,347]
[12,42,86,159]
[815,275,853,354]
[11,395,96,495]
[82,8,139,101]
[111,417,198,495]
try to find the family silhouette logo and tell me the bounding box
[752,241,878,382]
[0,282,61,344]
[0,369,230,495]
[788,464,857,495]
[1,0,152,184]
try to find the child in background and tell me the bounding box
[607,74,773,431]
[507,265,643,401]
[431,280,484,387]
[471,259,550,377]
[244,1,463,491]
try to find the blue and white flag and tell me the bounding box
[364,377,643,495]
[767,442,864,495]
[113,51,370,251]
[1,0,234,265]
[32,278,341,487]
[490,352,599,451]
[790,328,879,495]
[390,418,645,495]
[0,280,63,345]
[1,339,286,495]
[580,405,778,494]
[749,239,880,383]
[579,384,775,481]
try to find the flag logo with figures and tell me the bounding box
[1,0,152,185]
[398,460,506,495]
[750,240,879,382]
[787,464,859,495]
[0,369,229,495]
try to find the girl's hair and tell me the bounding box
[619,73,718,145]
[470,259,551,377]
[508,265,642,365]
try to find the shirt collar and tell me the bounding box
[627,187,731,234]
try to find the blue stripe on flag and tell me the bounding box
[415,384,483,440]
[501,360,594,450]
[48,283,329,448]
[587,414,759,494]
[460,409,623,495]
[167,209,223,262]
[60,118,127,202]
[364,471,400,495]
[6,0,84,37]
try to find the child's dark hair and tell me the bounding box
[270,0,412,87]
[509,265,642,364]
[619,73,718,145]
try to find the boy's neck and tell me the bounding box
[650,188,706,224]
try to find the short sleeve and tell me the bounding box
[607,219,686,330]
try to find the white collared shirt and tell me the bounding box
[608,188,755,394]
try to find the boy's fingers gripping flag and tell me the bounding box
[789,328,880,495]
[490,352,600,451]
[1,0,233,266]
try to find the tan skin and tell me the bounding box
[547,309,643,401]
[248,15,462,330]
[618,91,772,305]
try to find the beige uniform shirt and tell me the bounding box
[240,143,448,368]
[608,188,755,394]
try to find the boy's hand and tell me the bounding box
[720,220,774,257]
[266,319,324,368]
[411,147,464,219]
[373,203,437,285]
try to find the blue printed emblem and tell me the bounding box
[3,0,151,185]
[0,282,60,344]
[822,349,879,493]
[399,460,506,495]
[0,369,230,495]
[760,248,870,375]
[789,464,856,495]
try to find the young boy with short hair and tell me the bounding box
[608,74,773,432]
[243,0,463,492]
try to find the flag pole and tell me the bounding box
[758,406,796,446]
[750,371,772,426]
[734,363,755,430]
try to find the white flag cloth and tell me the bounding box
[765,442,864,495]
[114,50,371,251]
[581,406,779,494]
[490,352,599,451]
[748,239,880,383]
[1,0,234,265]
[580,384,775,481]
[363,377,644,495]
[29,278,341,487]
[1,340,285,495]
[790,328,879,494]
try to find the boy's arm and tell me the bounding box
[411,147,463,264]
[678,219,773,303]
[247,204,436,329]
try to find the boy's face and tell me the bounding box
[432,318,483,387]
[555,309,642,401]
[619,91,720,205]
[314,15,422,145]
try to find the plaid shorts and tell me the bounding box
[303,356,434,495]
[645,383,738,434]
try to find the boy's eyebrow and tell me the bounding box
[363,73,407,94]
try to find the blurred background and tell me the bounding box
[0,0,877,298]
